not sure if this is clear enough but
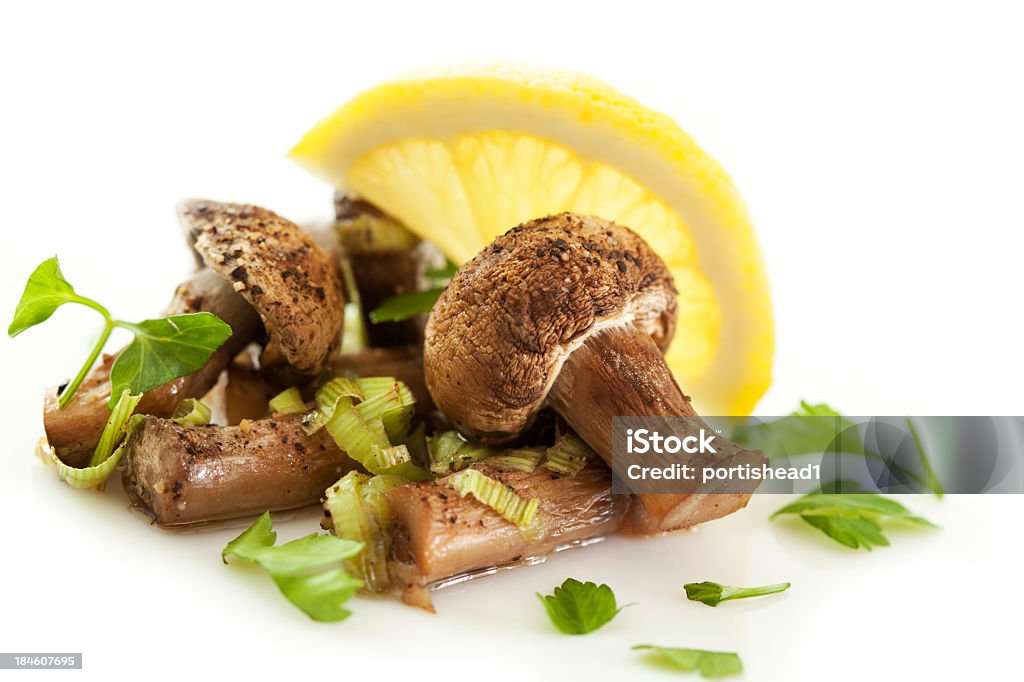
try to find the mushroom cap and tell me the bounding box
[424,212,677,443]
[178,200,345,375]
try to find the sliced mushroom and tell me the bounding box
[423,213,767,534]
[388,458,627,608]
[179,199,345,376]
[122,413,356,526]
[44,268,262,467]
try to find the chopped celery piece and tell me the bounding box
[324,471,411,593]
[47,440,129,490]
[382,460,430,482]
[448,469,541,540]
[325,398,412,475]
[47,389,141,489]
[302,375,407,437]
[354,377,413,407]
[428,431,497,475]
[268,387,306,415]
[488,447,545,473]
[301,407,331,436]
[338,258,370,354]
[317,376,365,407]
[172,398,212,425]
[89,389,143,467]
[543,432,594,476]
[306,376,419,474]
[303,376,366,435]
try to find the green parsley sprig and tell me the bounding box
[537,578,625,634]
[8,257,232,408]
[633,645,743,678]
[684,580,790,607]
[772,493,936,550]
[368,259,457,323]
[222,512,364,622]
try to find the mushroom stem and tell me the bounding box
[388,458,628,608]
[548,324,765,534]
[122,413,356,526]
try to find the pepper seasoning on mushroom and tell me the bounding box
[423,212,766,534]
[180,200,345,376]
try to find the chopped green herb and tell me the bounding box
[684,580,790,607]
[222,512,363,622]
[537,578,623,635]
[369,287,445,323]
[8,257,231,408]
[772,493,936,550]
[632,645,742,678]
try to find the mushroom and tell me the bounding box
[388,457,628,609]
[179,200,345,376]
[423,213,766,534]
[122,413,356,526]
[44,268,263,467]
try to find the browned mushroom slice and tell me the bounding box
[44,268,263,467]
[423,212,767,534]
[179,199,345,376]
[122,413,356,526]
[388,459,628,607]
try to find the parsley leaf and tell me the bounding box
[110,314,231,405]
[369,287,445,323]
[369,259,456,323]
[537,578,623,634]
[684,581,790,607]
[633,645,743,678]
[424,259,459,279]
[772,493,936,550]
[8,257,102,337]
[8,256,232,408]
[222,512,364,622]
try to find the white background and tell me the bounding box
[1,1,1022,680]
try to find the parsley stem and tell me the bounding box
[726,582,791,601]
[58,317,114,409]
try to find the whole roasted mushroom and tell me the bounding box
[423,213,765,534]
[179,200,345,375]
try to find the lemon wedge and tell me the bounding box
[290,64,773,415]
